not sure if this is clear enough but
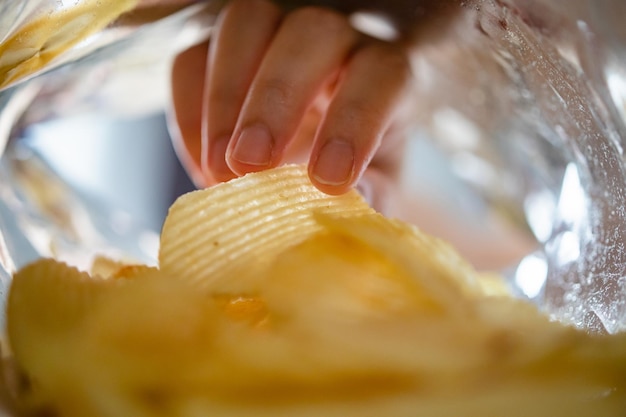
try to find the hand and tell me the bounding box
[168,0,533,270]
[170,0,420,197]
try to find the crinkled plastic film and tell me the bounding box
[0,0,215,371]
[0,0,140,91]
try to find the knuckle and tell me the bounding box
[208,85,240,109]
[334,99,383,133]
[225,0,276,15]
[256,77,297,109]
[285,6,351,38]
[355,44,411,77]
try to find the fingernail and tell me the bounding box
[230,125,273,166]
[312,140,354,186]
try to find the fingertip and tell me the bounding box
[226,124,276,175]
[309,175,355,196]
[309,139,357,195]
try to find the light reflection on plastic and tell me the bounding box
[450,152,497,189]
[557,163,586,226]
[433,108,482,150]
[57,0,76,11]
[139,231,159,265]
[607,70,626,122]
[524,190,557,243]
[349,11,399,42]
[110,210,133,236]
[515,253,548,300]
[556,230,581,267]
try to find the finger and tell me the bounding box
[309,43,412,195]
[226,6,359,175]
[203,0,282,182]
[170,40,210,187]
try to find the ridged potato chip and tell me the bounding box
[159,164,374,292]
[6,164,626,417]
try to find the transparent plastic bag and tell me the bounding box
[403,0,626,334]
[0,0,214,351]
[0,0,625,349]
[0,0,143,92]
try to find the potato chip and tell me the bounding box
[159,164,374,292]
[5,164,626,417]
[90,256,159,283]
[7,260,114,414]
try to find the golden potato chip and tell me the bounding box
[5,164,626,417]
[7,260,114,414]
[90,256,158,281]
[159,164,374,292]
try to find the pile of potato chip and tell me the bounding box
[5,165,626,416]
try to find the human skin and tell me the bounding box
[169,0,462,199]
[168,0,538,270]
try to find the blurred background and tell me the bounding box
[22,112,195,234]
